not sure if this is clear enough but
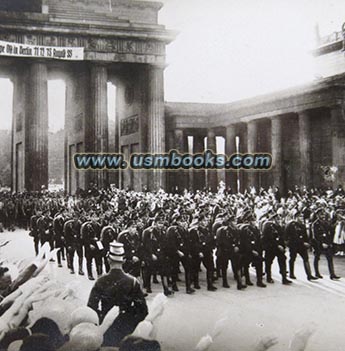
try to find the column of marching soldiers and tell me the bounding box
[0,185,344,296]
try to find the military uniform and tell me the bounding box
[117,229,141,278]
[262,220,291,284]
[53,213,66,267]
[88,268,148,347]
[166,222,193,293]
[189,220,217,291]
[216,222,244,289]
[312,217,340,279]
[29,213,41,255]
[63,218,84,275]
[81,221,103,279]
[37,213,54,251]
[238,223,266,287]
[285,219,316,280]
[141,225,160,294]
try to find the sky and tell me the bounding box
[1,0,345,131]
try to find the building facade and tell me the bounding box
[3,0,345,194]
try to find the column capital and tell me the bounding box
[148,63,167,70]
[270,115,282,121]
[207,129,216,138]
[329,104,345,118]
[297,109,312,118]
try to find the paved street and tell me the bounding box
[1,229,345,351]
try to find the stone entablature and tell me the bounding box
[0,3,175,64]
[165,74,345,130]
[47,0,163,26]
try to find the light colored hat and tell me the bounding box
[108,241,124,262]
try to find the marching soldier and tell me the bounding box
[216,217,245,289]
[141,219,161,294]
[261,217,292,285]
[238,212,267,288]
[63,213,84,276]
[166,215,194,294]
[37,210,54,253]
[285,210,317,281]
[29,211,42,255]
[53,210,66,267]
[189,215,217,291]
[81,220,103,280]
[311,209,340,280]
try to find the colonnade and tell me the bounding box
[167,104,345,194]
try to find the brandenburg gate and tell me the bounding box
[2,0,174,193]
[3,1,345,195]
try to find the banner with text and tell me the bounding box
[0,40,84,60]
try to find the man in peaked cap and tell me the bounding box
[88,241,148,347]
[285,210,317,281]
[262,216,292,285]
[311,208,340,280]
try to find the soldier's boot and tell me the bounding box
[171,281,179,292]
[162,276,173,296]
[217,267,222,279]
[222,268,230,288]
[153,274,159,284]
[61,248,66,261]
[304,261,317,281]
[281,268,292,285]
[328,259,341,280]
[78,257,84,276]
[266,267,274,284]
[256,266,266,288]
[185,270,195,294]
[282,276,293,285]
[186,281,195,294]
[57,250,63,268]
[244,269,253,286]
[207,270,217,291]
[314,258,323,279]
[67,254,74,274]
[87,261,94,280]
[171,272,179,291]
[234,269,246,290]
[193,274,201,289]
[289,261,296,279]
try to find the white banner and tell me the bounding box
[0,40,84,61]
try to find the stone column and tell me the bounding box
[207,129,218,192]
[238,124,248,193]
[247,121,259,190]
[193,134,205,191]
[90,65,108,189]
[165,130,175,193]
[225,125,237,193]
[298,111,312,188]
[330,105,345,187]
[271,117,284,193]
[174,129,189,192]
[25,62,49,191]
[147,65,165,190]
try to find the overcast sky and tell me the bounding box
[1,0,345,131]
